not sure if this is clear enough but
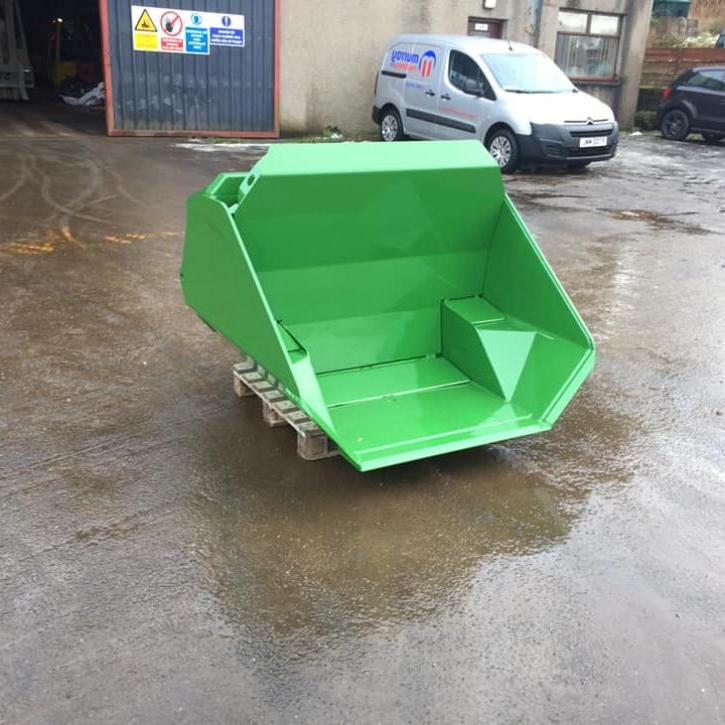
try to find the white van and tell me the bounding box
[372,34,619,172]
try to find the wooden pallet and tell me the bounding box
[232,358,339,461]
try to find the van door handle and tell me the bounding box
[425,89,436,97]
[440,93,451,101]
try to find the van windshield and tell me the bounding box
[482,53,575,93]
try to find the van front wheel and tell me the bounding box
[380,108,404,142]
[486,129,519,173]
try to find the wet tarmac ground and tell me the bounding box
[1,102,724,724]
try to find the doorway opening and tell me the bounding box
[0,0,104,135]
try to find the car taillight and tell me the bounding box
[662,86,672,101]
[374,71,379,95]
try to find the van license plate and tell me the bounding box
[579,136,607,148]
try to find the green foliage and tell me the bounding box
[634,111,658,131]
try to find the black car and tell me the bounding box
[656,66,725,143]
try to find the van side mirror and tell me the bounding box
[463,78,483,96]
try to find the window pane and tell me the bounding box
[449,50,486,93]
[686,71,708,87]
[704,69,725,90]
[483,52,573,92]
[558,11,588,33]
[555,34,618,79]
[590,14,619,36]
[689,69,725,91]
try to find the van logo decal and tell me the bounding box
[390,48,421,72]
[418,50,437,79]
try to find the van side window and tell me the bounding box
[448,51,493,98]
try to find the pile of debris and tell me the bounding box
[60,80,104,107]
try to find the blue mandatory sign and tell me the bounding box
[210,26,244,47]
[185,27,209,54]
[191,13,202,25]
[221,15,231,27]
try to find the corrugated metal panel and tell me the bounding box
[105,0,276,134]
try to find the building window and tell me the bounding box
[555,10,621,81]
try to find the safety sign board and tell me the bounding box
[209,14,244,47]
[160,10,183,36]
[131,6,245,55]
[134,8,156,32]
[185,26,209,54]
[134,32,159,51]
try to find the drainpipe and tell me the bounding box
[528,0,544,46]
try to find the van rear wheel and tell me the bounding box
[486,128,519,173]
[380,108,404,142]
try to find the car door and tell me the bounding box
[401,44,443,138]
[703,69,725,131]
[436,50,496,140]
[681,68,725,131]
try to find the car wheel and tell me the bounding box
[380,108,404,142]
[660,109,690,141]
[486,128,519,173]
[702,132,724,144]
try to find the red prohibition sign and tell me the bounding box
[160,11,183,36]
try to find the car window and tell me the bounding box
[448,51,492,98]
[685,69,725,92]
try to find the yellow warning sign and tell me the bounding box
[134,8,157,32]
[133,31,159,50]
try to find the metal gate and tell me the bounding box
[100,0,278,136]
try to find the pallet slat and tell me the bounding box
[232,358,339,462]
